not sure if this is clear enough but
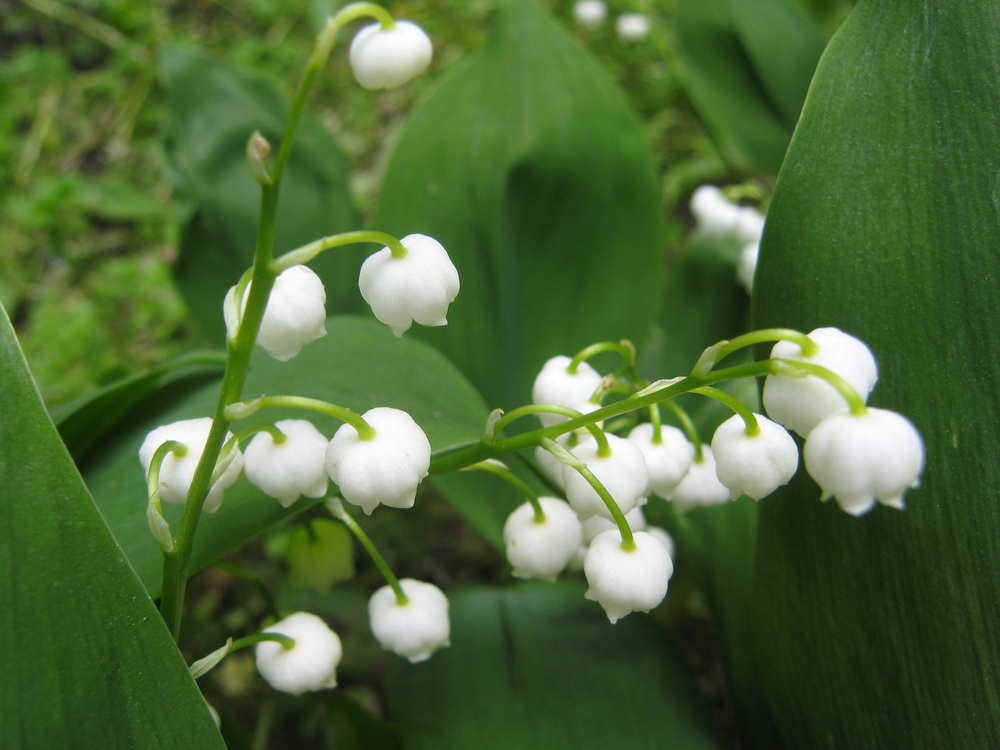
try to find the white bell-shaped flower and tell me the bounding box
[349,20,432,90]
[244,419,329,507]
[244,265,327,362]
[255,612,342,695]
[645,526,676,558]
[531,355,603,427]
[690,185,739,235]
[326,407,431,515]
[503,497,583,581]
[711,413,799,500]
[669,446,731,511]
[573,0,607,28]
[139,417,243,513]
[762,327,878,437]
[737,240,759,294]
[369,579,450,663]
[627,422,695,498]
[804,407,924,516]
[359,234,459,337]
[561,434,649,520]
[569,506,648,572]
[615,12,651,42]
[584,529,673,623]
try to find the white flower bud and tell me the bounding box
[244,419,329,507]
[615,12,650,42]
[244,265,327,362]
[359,234,459,337]
[737,240,759,294]
[669,446,731,511]
[584,529,673,623]
[139,417,243,513]
[326,407,431,515]
[531,355,603,427]
[626,422,695,498]
[255,612,342,695]
[804,407,924,516]
[762,327,878,437]
[349,21,432,90]
[562,435,649,520]
[369,579,450,663]
[503,497,583,581]
[711,413,799,500]
[573,0,607,28]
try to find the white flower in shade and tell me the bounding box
[645,526,676,558]
[584,529,673,623]
[246,265,327,362]
[737,240,759,294]
[349,21,432,90]
[734,206,766,244]
[503,497,583,581]
[669,446,731,511]
[561,435,649,520]
[762,327,878,437]
[627,422,695,498]
[690,185,734,234]
[244,420,329,507]
[804,407,924,516]
[359,234,459,337]
[535,441,569,489]
[531,355,603,427]
[139,417,243,513]
[255,612,342,695]
[615,12,651,42]
[369,579,450,663]
[573,0,607,28]
[711,413,798,500]
[326,407,431,515]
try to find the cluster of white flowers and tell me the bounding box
[690,185,766,295]
[571,2,650,43]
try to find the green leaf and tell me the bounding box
[385,582,722,750]
[675,0,827,175]
[287,519,355,592]
[161,44,362,342]
[751,1,1000,746]
[0,304,225,749]
[81,316,492,598]
[374,0,665,408]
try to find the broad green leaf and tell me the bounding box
[0,304,225,749]
[53,350,226,462]
[287,519,355,592]
[81,316,494,598]
[675,0,827,175]
[751,1,1000,746]
[385,582,722,750]
[161,44,361,342]
[374,0,665,408]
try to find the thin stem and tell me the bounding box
[569,340,635,373]
[773,358,868,414]
[233,422,286,445]
[661,401,703,462]
[491,404,610,455]
[226,395,375,439]
[327,499,408,605]
[145,440,186,553]
[465,460,544,521]
[567,461,635,550]
[690,386,760,435]
[231,632,296,653]
[694,328,818,376]
[272,230,407,271]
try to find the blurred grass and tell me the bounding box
[0,0,850,407]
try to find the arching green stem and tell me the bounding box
[465,459,544,521]
[327,498,408,605]
[692,328,818,377]
[233,422,286,445]
[272,230,408,271]
[145,440,186,553]
[491,404,611,456]
[569,340,636,373]
[189,632,295,681]
[690,386,760,435]
[225,395,375,440]
[661,400,704,462]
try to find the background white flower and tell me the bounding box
[669,446,731,511]
[244,419,328,507]
[503,497,583,581]
[573,0,607,28]
[531,355,603,427]
[561,434,649,520]
[627,422,695,498]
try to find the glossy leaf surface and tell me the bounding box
[0,304,225,749]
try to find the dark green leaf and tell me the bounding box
[374,0,665,408]
[81,316,492,598]
[675,0,827,175]
[751,2,1000,746]
[386,582,722,750]
[161,44,362,342]
[0,303,225,749]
